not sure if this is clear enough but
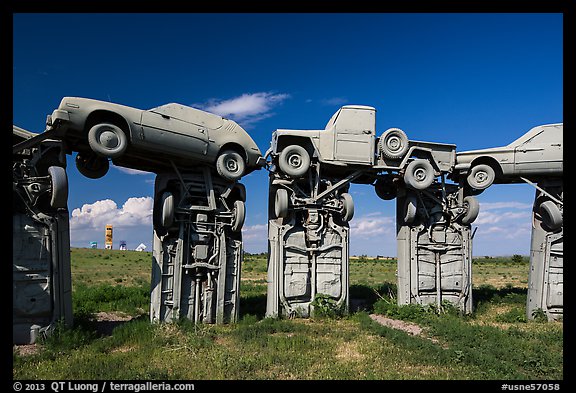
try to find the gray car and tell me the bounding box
[13,125,73,344]
[455,123,563,190]
[46,97,266,180]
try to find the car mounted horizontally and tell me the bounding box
[41,97,266,180]
[454,123,563,191]
[267,105,458,196]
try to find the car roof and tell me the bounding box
[508,123,563,146]
[148,103,225,129]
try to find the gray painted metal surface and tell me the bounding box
[42,97,265,179]
[396,182,475,313]
[150,168,244,324]
[266,175,351,318]
[266,105,471,316]
[456,123,563,190]
[527,179,563,321]
[13,125,73,344]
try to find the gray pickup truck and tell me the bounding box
[267,105,456,192]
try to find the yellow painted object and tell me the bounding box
[105,224,113,249]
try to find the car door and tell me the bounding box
[332,106,375,165]
[514,125,563,174]
[139,104,209,160]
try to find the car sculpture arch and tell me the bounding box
[12,96,563,345]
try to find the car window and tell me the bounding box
[521,127,560,145]
[324,109,341,130]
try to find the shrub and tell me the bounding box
[311,293,345,319]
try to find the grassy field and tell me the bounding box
[13,249,563,380]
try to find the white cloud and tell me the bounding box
[69,197,154,248]
[197,92,290,125]
[474,210,531,225]
[479,201,533,211]
[305,97,348,106]
[474,200,532,226]
[350,213,395,237]
[471,199,534,254]
[320,97,348,106]
[242,223,268,240]
[70,197,153,230]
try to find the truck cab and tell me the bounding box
[269,105,376,176]
[318,105,376,165]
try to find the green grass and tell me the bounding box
[13,249,562,380]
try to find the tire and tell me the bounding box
[75,152,109,179]
[48,166,68,208]
[403,193,418,224]
[539,200,562,230]
[467,164,495,190]
[460,196,480,225]
[340,193,354,222]
[278,145,311,178]
[404,159,435,190]
[88,123,128,158]
[231,200,246,232]
[216,150,245,181]
[374,177,397,200]
[161,192,175,228]
[379,128,409,159]
[274,188,289,218]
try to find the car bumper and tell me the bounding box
[46,109,70,129]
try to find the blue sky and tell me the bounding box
[13,13,563,256]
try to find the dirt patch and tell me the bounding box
[95,311,133,322]
[13,344,40,356]
[369,314,440,344]
[93,311,133,336]
[370,314,423,335]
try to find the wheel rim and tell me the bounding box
[98,130,120,149]
[473,170,489,184]
[225,157,239,173]
[386,136,402,152]
[287,153,302,169]
[413,167,427,182]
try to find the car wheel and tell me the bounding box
[374,177,397,200]
[48,166,68,208]
[340,192,354,222]
[403,192,418,224]
[161,192,175,228]
[231,200,246,232]
[75,152,109,179]
[539,200,562,230]
[274,188,289,218]
[278,145,311,178]
[88,123,128,158]
[467,164,495,190]
[216,150,246,181]
[379,128,409,159]
[460,196,480,225]
[404,159,435,190]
